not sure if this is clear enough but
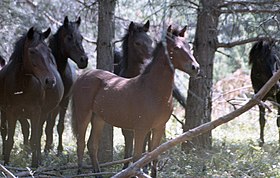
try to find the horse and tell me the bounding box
[249,39,280,146]
[71,25,200,177]
[113,20,153,169]
[43,16,88,153]
[0,27,64,167]
[0,55,5,68]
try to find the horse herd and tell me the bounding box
[0,15,278,177]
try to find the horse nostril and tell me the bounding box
[81,56,88,63]
[45,78,56,89]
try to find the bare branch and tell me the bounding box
[217,36,272,48]
[221,8,280,14]
[219,0,278,8]
[112,69,280,178]
[0,164,16,178]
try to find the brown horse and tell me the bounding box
[0,27,64,167]
[114,20,153,169]
[44,16,88,153]
[71,26,200,177]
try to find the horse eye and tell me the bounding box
[135,42,141,46]
[174,46,180,50]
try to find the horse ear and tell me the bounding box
[128,22,135,32]
[143,20,150,32]
[76,16,81,27]
[27,27,35,39]
[167,25,172,33]
[179,26,187,37]
[43,28,51,39]
[64,16,69,28]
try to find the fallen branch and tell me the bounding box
[112,69,280,177]
[0,164,16,178]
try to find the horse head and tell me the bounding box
[166,25,200,76]
[59,16,88,69]
[23,27,57,89]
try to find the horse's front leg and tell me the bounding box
[1,110,7,157]
[19,119,30,146]
[259,105,265,147]
[276,93,280,147]
[150,126,165,178]
[45,107,59,153]
[57,98,69,153]
[121,128,134,169]
[30,110,43,168]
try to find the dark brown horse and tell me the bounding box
[114,20,153,169]
[71,26,200,177]
[249,40,280,146]
[44,16,88,153]
[0,27,64,167]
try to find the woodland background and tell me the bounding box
[1,0,280,177]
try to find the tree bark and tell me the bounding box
[183,0,221,151]
[96,0,116,162]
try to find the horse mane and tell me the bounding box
[142,42,163,74]
[249,40,275,65]
[120,23,148,70]
[142,28,181,75]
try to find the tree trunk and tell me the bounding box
[182,0,221,151]
[96,0,116,162]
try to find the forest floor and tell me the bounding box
[2,69,280,177]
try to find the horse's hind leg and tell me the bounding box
[150,126,165,178]
[75,110,92,174]
[121,128,134,169]
[87,114,105,177]
[259,105,265,147]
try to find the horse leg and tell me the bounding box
[1,110,7,157]
[276,93,280,147]
[30,111,43,167]
[133,129,149,168]
[45,107,59,152]
[87,115,105,177]
[76,111,92,174]
[121,128,134,169]
[19,119,30,146]
[143,130,151,173]
[4,110,17,165]
[150,126,165,178]
[259,105,265,147]
[57,99,69,153]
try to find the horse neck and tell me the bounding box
[142,44,174,96]
[49,36,68,74]
[122,48,147,77]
